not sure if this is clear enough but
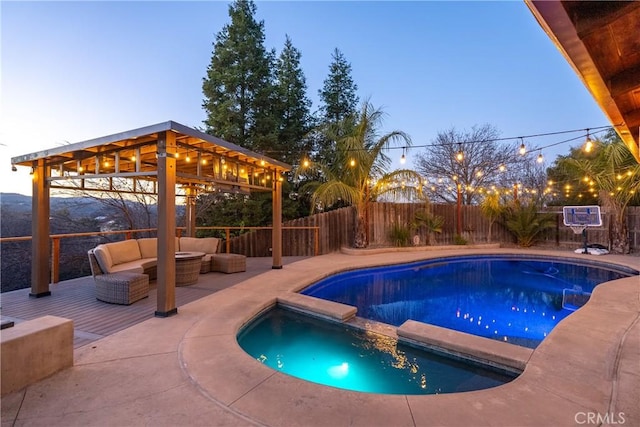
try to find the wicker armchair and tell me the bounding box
[88,250,149,305]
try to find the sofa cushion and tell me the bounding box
[137,238,157,259]
[108,240,142,266]
[109,262,145,275]
[179,237,219,254]
[93,245,113,273]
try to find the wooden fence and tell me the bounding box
[229,208,354,256]
[2,203,638,292]
[228,204,640,255]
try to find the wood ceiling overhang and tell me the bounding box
[525,0,640,163]
[10,121,292,194]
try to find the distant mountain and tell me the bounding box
[1,193,112,217]
[0,193,32,212]
[1,193,185,222]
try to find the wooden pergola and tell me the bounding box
[10,121,291,317]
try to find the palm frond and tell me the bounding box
[311,180,360,211]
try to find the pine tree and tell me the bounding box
[202,0,276,152]
[315,48,359,166]
[318,48,359,124]
[273,35,313,165]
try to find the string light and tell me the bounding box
[456,144,464,162]
[537,152,544,163]
[519,138,527,156]
[584,129,593,153]
[400,147,406,164]
[349,159,356,167]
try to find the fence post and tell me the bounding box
[51,237,60,284]
[226,228,231,253]
[314,227,319,256]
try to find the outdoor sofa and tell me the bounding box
[89,236,246,279]
[87,237,246,304]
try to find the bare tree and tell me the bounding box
[414,125,535,205]
[59,178,160,235]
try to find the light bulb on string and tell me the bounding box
[584,129,593,153]
[456,144,464,162]
[518,138,526,156]
[537,152,544,163]
[400,147,406,165]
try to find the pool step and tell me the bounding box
[562,288,592,311]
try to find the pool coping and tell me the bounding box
[397,320,533,373]
[178,248,640,426]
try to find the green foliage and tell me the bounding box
[202,0,277,153]
[480,192,504,243]
[273,35,313,165]
[546,129,640,253]
[504,202,555,247]
[389,223,411,247]
[316,48,360,166]
[318,48,359,124]
[302,101,421,248]
[453,234,468,245]
[413,207,444,245]
[196,182,309,237]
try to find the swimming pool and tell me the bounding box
[237,306,517,395]
[301,255,636,348]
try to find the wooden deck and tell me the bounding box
[0,256,308,348]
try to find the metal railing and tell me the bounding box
[0,226,320,284]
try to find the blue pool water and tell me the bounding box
[238,307,516,395]
[301,256,635,348]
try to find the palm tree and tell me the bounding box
[480,192,503,243]
[302,101,424,248]
[504,201,555,247]
[559,131,640,253]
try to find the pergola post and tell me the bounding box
[272,172,283,269]
[30,159,51,297]
[155,131,177,317]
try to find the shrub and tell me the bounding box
[389,223,411,247]
[504,202,555,247]
[413,208,444,246]
[454,234,468,245]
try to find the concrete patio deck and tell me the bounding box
[2,248,639,426]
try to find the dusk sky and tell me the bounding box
[1,1,612,196]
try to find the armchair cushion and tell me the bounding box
[93,245,114,273]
